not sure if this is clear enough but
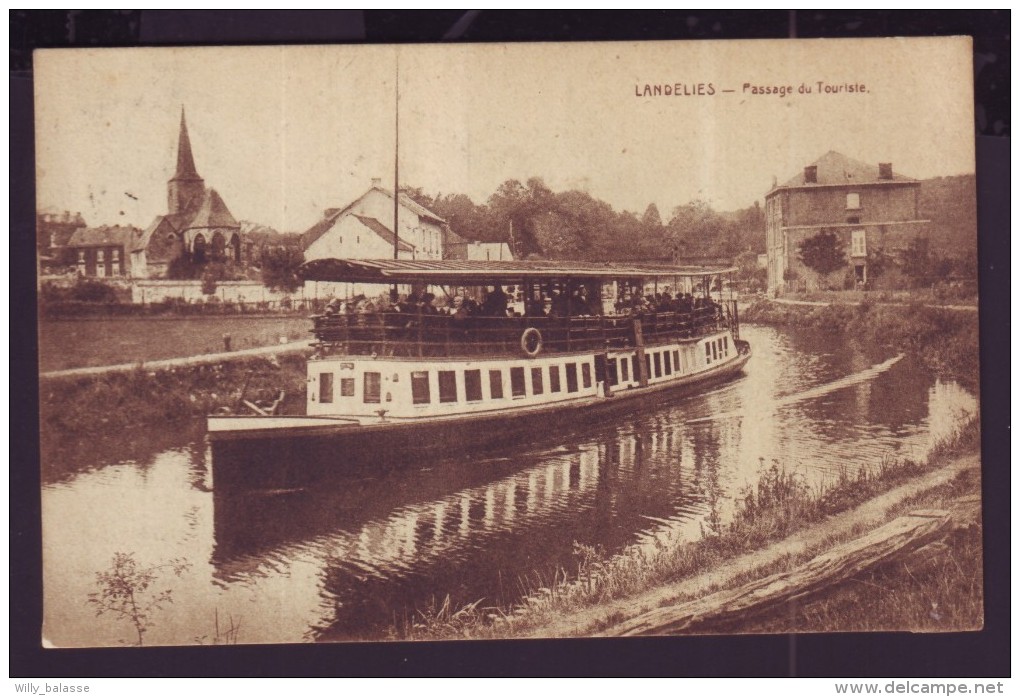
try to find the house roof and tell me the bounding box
[67,225,138,248]
[372,187,447,225]
[352,215,416,253]
[776,151,916,190]
[301,185,446,250]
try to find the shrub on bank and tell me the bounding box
[39,354,309,435]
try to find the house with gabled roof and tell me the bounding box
[67,224,140,278]
[302,179,447,263]
[765,151,929,294]
[130,109,243,278]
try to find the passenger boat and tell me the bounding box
[207,258,750,482]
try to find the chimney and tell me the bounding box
[878,162,893,180]
[371,177,382,188]
[804,165,818,184]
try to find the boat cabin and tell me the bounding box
[297,258,746,422]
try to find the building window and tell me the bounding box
[340,378,355,397]
[846,192,861,210]
[581,363,592,389]
[846,216,860,225]
[489,370,504,399]
[438,371,458,403]
[510,367,526,398]
[549,365,561,393]
[531,367,544,395]
[363,372,381,403]
[851,229,867,257]
[465,370,483,402]
[319,373,334,403]
[565,363,579,393]
[411,371,431,404]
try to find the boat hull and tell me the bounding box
[209,350,750,490]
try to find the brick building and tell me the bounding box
[765,151,929,294]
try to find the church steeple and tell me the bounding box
[168,107,205,215]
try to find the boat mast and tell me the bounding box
[393,50,400,262]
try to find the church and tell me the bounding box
[130,109,243,278]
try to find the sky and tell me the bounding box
[35,38,976,234]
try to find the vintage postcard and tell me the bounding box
[35,38,980,648]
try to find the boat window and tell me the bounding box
[620,356,630,382]
[465,370,483,402]
[664,351,672,375]
[411,371,431,404]
[705,343,712,364]
[712,341,718,361]
[510,367,526,397]
[581,363,592,389]
[607,358,618,386]
[653,352,662,378]
[489,370,504,399]
[438,371,458,403]
[340,377,355,397]
[723,337,729,355]
[531,367,544,395]
[549,365,562,393]
[364,372,381,403]
[645,354,651,380]
[566,363,579,393]
[673,350,680,372]
[319,373,333,403]
[631,355,640,382]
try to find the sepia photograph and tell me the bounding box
[33,36,983,651]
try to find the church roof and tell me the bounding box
[171,107,202,182]
[185,188,239,230]
[777,151,916,190]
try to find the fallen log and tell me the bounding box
[605,509,952,637]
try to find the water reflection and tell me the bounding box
[41,325,979,646]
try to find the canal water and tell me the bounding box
[41,325,977,646]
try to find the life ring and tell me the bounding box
[520,327,543,357]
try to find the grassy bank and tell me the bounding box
[395,418,980,640]
[742,299,980,390]
[735,466,982,634]
[39,316,313,372]
[39,353,309,435]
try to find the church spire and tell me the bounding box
[167,106,205,216]
[172,106,201,181]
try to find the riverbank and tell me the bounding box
[741,299,979,390]
[39,352,309,435]
[396,418,981,640]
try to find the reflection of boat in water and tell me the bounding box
[208,259,750,487]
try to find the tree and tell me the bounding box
[261,246,304,293]
[797,230,846,276]
[641,203,663,228]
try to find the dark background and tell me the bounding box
[10,10,1010,677]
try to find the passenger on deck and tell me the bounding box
[482,285,509,317]
[550,289,569,318]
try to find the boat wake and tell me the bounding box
[686,354,904,424]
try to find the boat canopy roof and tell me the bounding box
[299,258,737,285]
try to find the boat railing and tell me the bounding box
[311,305,732,359]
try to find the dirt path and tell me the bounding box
[39,340,313,380]
[528,451,979,639]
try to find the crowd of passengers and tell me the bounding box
[320,285,723,322]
